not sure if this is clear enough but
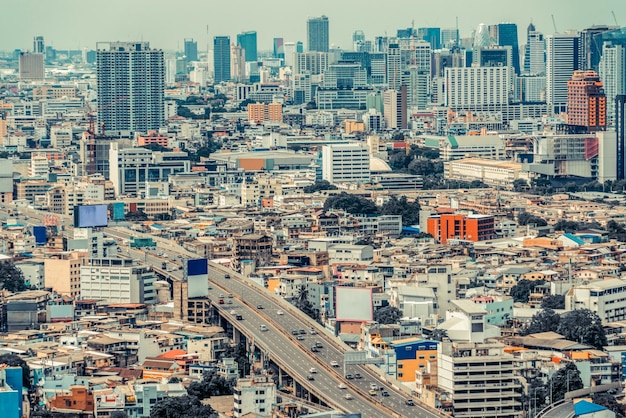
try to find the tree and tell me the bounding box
[510,279,545,303]
[303,180,338,194]
[374,305,402,324]
[323,192,379,215]
[513,179,529,192]
[187,370,234,399]
[0,353,31,388]
[150,395,217,418]
[591,392,625,417]
[517,211,548,227]
[0,262,27,293]
[379,195,421,226]
[430,328,448,342]
[125,210,148,221]
[295,286,318,321]
[219,342,250,378]
[557,309,607,349]
[111,412,129,418]
[549,362,583,402]
[521,308,561,335]
[541,295,565,310]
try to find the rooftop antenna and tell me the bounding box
[456,16,459,48]
[612,11,619,26]
[551,14,558,33]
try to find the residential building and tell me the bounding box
[233,375,276,417]
[390,338,438,382]
[0,366,23,418]
[383,87,408,129]
[565,278,626,322]
[247,102,282,124]
[307,16,329,53]
[295,51,329,75]
[567,70,606,131]
[599,42,625,126]
[427,213,496,244]
[19,52,44,80]
[96,42,165,134]
[445,66,511,109]
[44,252,87,298]
[232,234,273,269]
[322,143,370,184]
[80,258,156,304]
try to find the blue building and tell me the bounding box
[0,366,23,418]
[237,31,258,62]
[213,36,231,83]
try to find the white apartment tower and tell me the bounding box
[233,375,277,417]
[546,33,581,113]
[599,42,625,126]
[322,143,371,184]
[445,66,510,108]
[96,42,165,135]
[80,258,156,304]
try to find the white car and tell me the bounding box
[338,383,347,389]
[277,310,284,315]
[344,393,353,400]
[309,367,317,374]
[330,361,339,367]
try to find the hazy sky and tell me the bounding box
[3,0,626,52]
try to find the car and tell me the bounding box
[299,329,306,335]
[207,285,212,290]
[277,310,284,315]
[291,330,299,335]
[315,342,323,348]
[344,394,353,400]
[116,247,122,252]
[227,293,233,298]
[354,373,362,379]
[370,383,378,391]
[230,310,237,315]
[382,391,389,397]
[311,346,319,352]
[309,328,317,335]
[235,314,243,320]
[224,273,230,279]
[330,361,339,367]
[369,389,377,396]
[218,299,224,304]
[259,324,268,331]
[345,374,353,380]
[296,336,304,341]
[338,383,347,389]
[227,300,233,304]
[257,304,263,309]
[309,367,317,374]
[406,399,415,406]
[219,294,225,298]
[307,375,315,381]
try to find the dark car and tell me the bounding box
[235,314,243,320]
[224,273,230,279]
[382,390,389,397]
[406,399,415,406]
[307,375,315,381]
[345,374,353,379]
[257,304,263,309]
[311,346,319,352]
[299,329,306,335]
[292,330,299,335]
[354,373,362,379]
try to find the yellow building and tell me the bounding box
[391,338,438,382]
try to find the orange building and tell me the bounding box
[49,385,94,413]
[427,213,495,244]
[567,70,606,131]
[391,339,438,382]
[138,131,170,147]
[247,102,282,123]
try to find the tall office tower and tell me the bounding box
[237,31,258,62]
[18,52,44,80]
[387,42,402,90]
[445,66,510,109]
[617,95,626,179]
[307,16,329,52]
[283,42,296,67]
[402,66,429,110]
[546,33,581,113]
[295,51,329,75]
[567,70,606,131]
[599,42,625,126]
[33,36,44,54]
[231,44,246,82]
[383,87,407,129]
[353,30,365,51]
[580,25,618,71]
[523,23,545,75]
[497,23,520,75]
[213,36,231,83]
[441,28,460,48]
[96,42,165,134]
[273,38,284,59]
[418,27,441,50]
[475,45,512,67]
[184,38,198,62]
[473,23,491,50]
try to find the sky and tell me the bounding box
[2,0,626,53]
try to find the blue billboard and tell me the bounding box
[112,202,125,220]
[33,226,46,246]
[186,258,209,299]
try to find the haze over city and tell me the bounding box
[3,0,626,51]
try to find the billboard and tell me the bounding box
[186,258,209,299]
[335,287,373,322]
[33,226,46,246]
[73,204,108,228]
[130,238,155,248]
[112,202,125,220]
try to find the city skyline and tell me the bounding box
[3,0,626,53]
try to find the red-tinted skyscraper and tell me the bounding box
[567,70,606,131]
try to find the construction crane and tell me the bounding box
[612,11,619,26]
[551,14,558,33]
[84,96,130,174]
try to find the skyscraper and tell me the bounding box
[418,27,441,50]
[273,38,284,59]
[387,42,402,90]
[523,23,545,75]
[18,53,44,80]
[546,33,581,113]
[213,36,231,83]
[497,23,520,75]
[33,36,44,54]
[307,16,329,53]
[353,30,365,52]
[441,28,460,48]
[237,31,258,62]
[567,70,606,131]
[184,38,198,62]
[599,42,625,126]
[383,86,408,129]
[580,25,618,72]
[96,42,165,134]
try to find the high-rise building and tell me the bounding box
[473,23,492,50]
[317,62,371,110]
[96,42,165,134]
[231,44,246,82]
[497,23,520,75]
[184,38,198,62]
[546,33,581,113]
[383,86,407,129]
[402,67,430,110]
[418,27,441,50]
[616,95,626,179]
[295,52,328,75]
[445,66,511,109]
[567,70,606,131]
[580,25,618,72]
[213,36,231,83]
[18,52,44,80]
[33,35,44,54]
[599,42,625,126]
[237,31,258,62]
[322,143,370,184]
[441,28,460,48]
[273,38,284,59]
[307,16,329,53]
[523,23,546,75]
[353,30,365,51]
[387,42,402,90]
